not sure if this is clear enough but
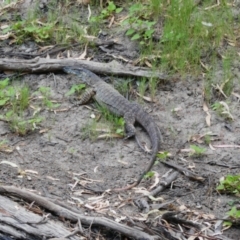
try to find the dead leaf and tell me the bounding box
[203,102,211,126]
[212,144,240,148]
[0,160,19,168]
[135,91,155,102]
[149,172,160,190]
[76,43,88,60]
[97,133,123,139]
[209,144,216,150]
[0,32,13,40]
[25,170,38,175]
[206,114,211,127]
[232,92,240,101]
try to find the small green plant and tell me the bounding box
[137,78,148,101]
[38,87,60,109]
[157,151,170,160]
[97,104,125,135]
[227,206,240,222]
[67,147,76,155]
[81,121,98,141]
[81,103,125,141]
[90,1,123,23]
[65,84,86,96]
[212,101,234,120]
[11,20,55,43]
[217,174,240,195]
[144,171,155,179]
[6,110,42,136]
[122,3,156,44]
[190,145,206,157]
[0,78,44,135]
[0,78,14,106]
[204,134,211,145]
[149,77,158,99]
[144,151,170,179]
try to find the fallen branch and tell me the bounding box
[0,57,169,79]
[0,185,158,240]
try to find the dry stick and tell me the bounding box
[0,185,158,240]
[134,171,179,212]
[0,57,169,79]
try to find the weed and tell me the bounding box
[217,174,240,195]
[217,175,240,227]
[227,206,240,222]
[144,171,155,179]
[190,145,206,157]
[11,20,55,43]
[162,0,233,72]
[81,102,125,141]
[0,78,44,135]
[122,3,156,44]
[38,87,60,109]
[6,0,86,44]
[137,78,148,101]
[6,111,42,136]
[149,77,158,99]
[211,101,234,120]
[96,103,125,135]
[67,147,76,154]
[157,151,170,161]
[144,151,170,179]
[66,84,86,96]
[150,0,162,17]
[204,134,211,145]
[90,1,123,23]
[81,121,98,141]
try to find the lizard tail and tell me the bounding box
[112,107,161,192]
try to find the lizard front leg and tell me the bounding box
[75,88,95,105]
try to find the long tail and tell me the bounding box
[112,107,161,192]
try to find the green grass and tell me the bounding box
[3,0,234,75]
[1,0,237,106]
[2,0,86,44]
[217,174,240,195]
[190,144,206,157]
[0,78,62,135]
[119,0,234,74]
[80,106,125,141]
[96,103,125,135]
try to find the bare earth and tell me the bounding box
[1,1,240,239]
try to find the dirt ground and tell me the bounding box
[0,1,240,240]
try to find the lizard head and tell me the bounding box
[63,67,93,84]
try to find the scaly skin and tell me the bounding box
[63,66,161,192]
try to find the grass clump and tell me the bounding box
[217,175,240,227]
[4,0,85,44]
[0,78,62,135]
[190,144,206,157]
[159,0,233,72]
[119,0,234,73]
[0,78,43,135]
[217,174,240,195]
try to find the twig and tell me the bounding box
[0,185,158,240]
[0,57,170,80]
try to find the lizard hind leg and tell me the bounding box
[124,112,136,139]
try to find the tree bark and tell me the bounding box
[0,185,159,240]
[0,57,169,80]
